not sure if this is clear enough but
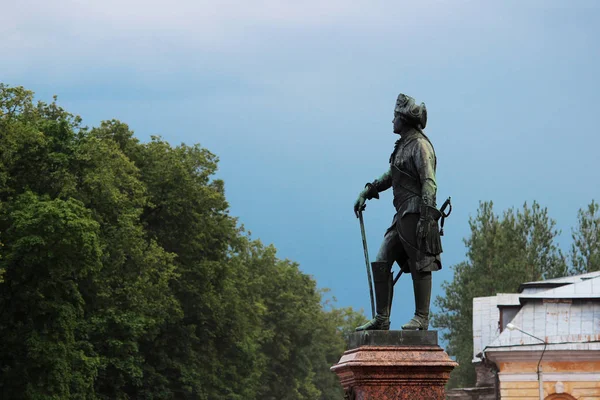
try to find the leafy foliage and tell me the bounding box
[570,200,600,274]
[432,200,567,388]
[432,198,600,388]
[0,84,364,399]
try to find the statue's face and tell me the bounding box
[393,94,410,134]
[393,113,404,134]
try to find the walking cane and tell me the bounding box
[358,210,376,319]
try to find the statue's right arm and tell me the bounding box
[365,167,392,199]
[355,167,391,216]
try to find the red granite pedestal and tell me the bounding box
[331,330,458,400]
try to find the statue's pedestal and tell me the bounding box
[331,330,457,400]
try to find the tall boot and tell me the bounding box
[355,262,393,331]
[401,274,431,330]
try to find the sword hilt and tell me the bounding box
[439,197,452,236]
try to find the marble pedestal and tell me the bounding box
[331,330,457,400]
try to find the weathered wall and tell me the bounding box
[500,380,600,399]
[498,361,600,400]
[445,361,499,399]
[475,361,496,387]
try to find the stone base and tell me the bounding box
[331,331,457,400]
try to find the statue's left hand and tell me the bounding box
[416,217,430,241]
[417,203,438,244]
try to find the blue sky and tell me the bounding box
[3,0,600,327]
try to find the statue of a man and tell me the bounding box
[354,93,442,331]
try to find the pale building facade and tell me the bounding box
[468,271,600,400]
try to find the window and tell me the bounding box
[498,306,519,332]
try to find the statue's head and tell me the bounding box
[393,93,427,134]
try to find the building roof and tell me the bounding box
[519,271,600,293]
[484,296,600,350]
[475,272,600,360]
[520,276,600,300]
[496,293,521,306]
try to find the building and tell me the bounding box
[450,271,600,400]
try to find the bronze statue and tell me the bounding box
[354,93,445,331]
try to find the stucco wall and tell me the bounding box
[498,361,600,400]
[500,380,600,399]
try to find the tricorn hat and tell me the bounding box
[394,93,427,129]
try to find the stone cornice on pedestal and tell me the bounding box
[331,331,458,400]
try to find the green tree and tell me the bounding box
[0,193,103,399]
[570,200,600,274]
[0,86,183,399]
[432,201,566,388]
[312,293,368,400]
[0,84,362,399]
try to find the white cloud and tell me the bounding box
[0,0,537,98]
[1,0,466,67]
[2,0,385,54]
[1,0,388,82]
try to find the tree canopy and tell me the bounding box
[0,84,366,399]
[432,199,599,388]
